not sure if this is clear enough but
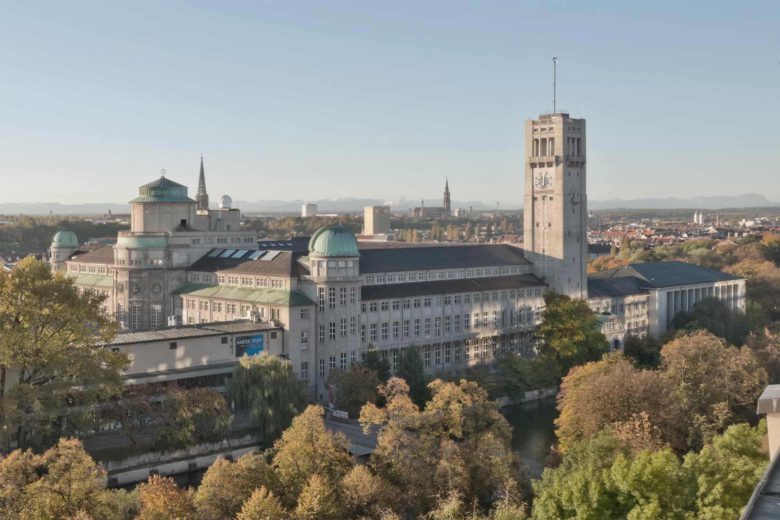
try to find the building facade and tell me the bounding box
[363,205,391,236]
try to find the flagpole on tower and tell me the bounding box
[553,56,558,113]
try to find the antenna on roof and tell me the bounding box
[552,57,558,114]
[160,168,166,178]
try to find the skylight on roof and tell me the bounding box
[248,250,267,260]
[231,250,249,258]
[220,249,237,258]
[207,249,224,257]
[261,250,281,261]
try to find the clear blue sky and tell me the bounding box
[0,0,778,206]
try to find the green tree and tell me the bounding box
[227,353,307,444]
[536,292,608,377]
[623,335,663,368]
[363,347,391,382]
[395,346,430,407]
[328,363,381,418]
[271,405,353,504]
[0,257,127,451]
[532,422,767,520]
[155,387,232,451]
[671,297,752,345]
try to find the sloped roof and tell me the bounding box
[69,245,114,264]
[358,244,530,274]
[188,250,301,277]
[175,283,315,307]
[587,277,648,299]
[589,261,741,289]
[361,274,545,301]
[106,320,281,346]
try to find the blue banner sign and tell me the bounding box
[236,334,264,357]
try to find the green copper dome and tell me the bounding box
[130,176,195,204]
[52,230,79,248]
[308,225,359,258]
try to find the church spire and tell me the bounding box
[196,156,209,211]
[443,178,451,217]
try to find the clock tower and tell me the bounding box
[523,113,587,298]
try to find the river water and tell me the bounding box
[503,397,558,465]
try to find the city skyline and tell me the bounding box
[1,0,778,205]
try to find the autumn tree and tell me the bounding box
[271,404,353,504]
[136,474,196,520]
[236,487,288,520]
[294,473,344,520]
[0,438,135,520]
[227,353,307,444]
[0,257,127,450]
[194,452,279,519]
[536,292,608,377]
[361,378,525,517]
[155,387,232,451]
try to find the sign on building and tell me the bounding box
[236,334,264,357]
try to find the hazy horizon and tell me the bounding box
[1,1,778,205]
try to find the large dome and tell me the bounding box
[52,230,79,248]
[308,225,359,258]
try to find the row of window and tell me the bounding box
[361,288,543,313]
[317,286,358,311]
[72,264,113,275]
[211,274,286,289]
[363,266,524,285]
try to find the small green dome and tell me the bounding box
[52,230,79,248]
[308,225,359,258]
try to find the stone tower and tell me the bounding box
[196,156,209,211]
[523,113,587,299]
[49,230,79,272]
[443,179,451,217]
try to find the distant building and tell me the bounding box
[411,180,452,218]
[364,205,391,236]
[443,179,451,217]
[302,203,317,218]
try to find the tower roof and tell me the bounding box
[308,225,360,258]
[131,176,195,204]
[52,230,79,248]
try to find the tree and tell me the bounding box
[746,326,780,383]
[363,348,391,382]
[361,378,524,517]
[554,354,682,453]
[660,331,767,448]
[0,438,135,520]
[0,258,127,450]
[536,292,608,377]
[395,346,430,407]
[340,464,397,518]
[155,387,232,450]
[271,405,353,504]
[622,335,662,368]
[294,474,344,520]
[136,474,196,520]
[236,487,288,520]
[328,363,381,418]
[194,453,279,520]
[532,422,768,520]
[671,297,752,346]
[227,353,307,444]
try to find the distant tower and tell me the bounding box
[196,156,209,211]
[443,179,451,217]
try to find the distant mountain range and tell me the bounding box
[0,193,777,216]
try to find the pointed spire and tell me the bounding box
[196,155,209,211]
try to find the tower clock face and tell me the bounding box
[534,171,554,191]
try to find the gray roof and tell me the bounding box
[361,274,545,301]
[69,245,114,264]
[358,244,530,274]
[587,277,648,299]
[106,320,281,346]
[189,249,302,277]
[589,261,741,289]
